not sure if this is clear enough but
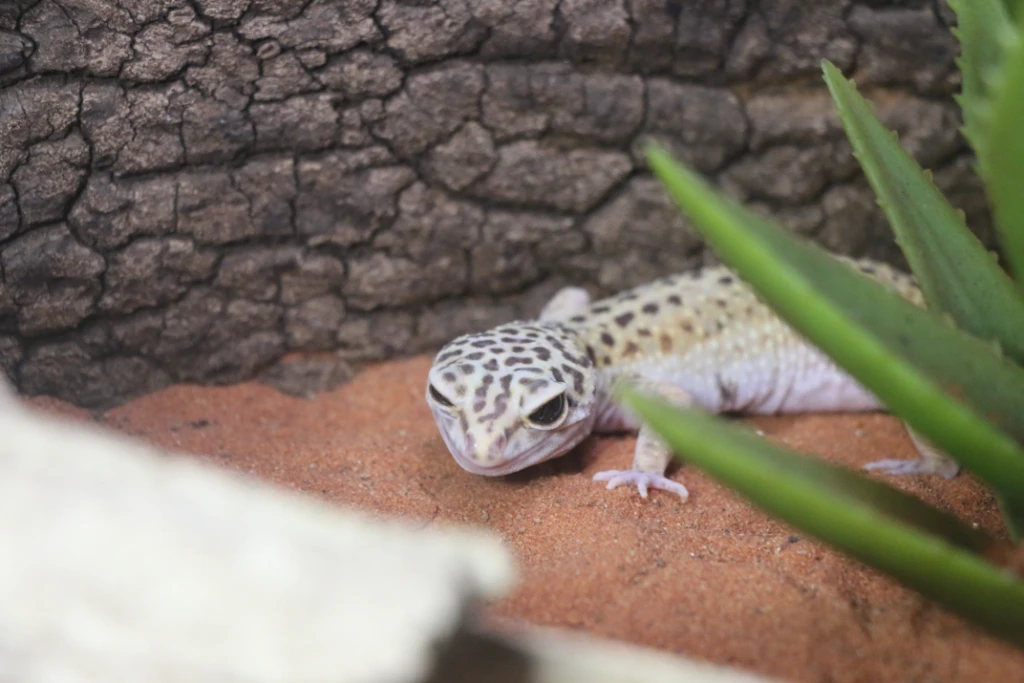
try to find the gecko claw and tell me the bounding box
[864,457,959,479]
[593,469,689,501]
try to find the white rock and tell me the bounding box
[0,379,512,683]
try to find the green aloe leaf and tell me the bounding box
[821,60,1024,365]
[947,0,1013,161]
[977,5,1024,280]
[620,388,1024,648]
[644,144,1024,537]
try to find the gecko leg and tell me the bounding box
[863,424,960,479]
[538,286,591,322]
[593,380,692,501]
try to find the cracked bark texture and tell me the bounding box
[0,0,982,408]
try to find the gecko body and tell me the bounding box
[426,258,958,499]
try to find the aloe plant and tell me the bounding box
[632,0,1024,647]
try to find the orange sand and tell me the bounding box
[24,356,1024,682]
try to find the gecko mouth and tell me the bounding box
[429,402,594,477]
[452,455,530,477]
[443,424,590,477]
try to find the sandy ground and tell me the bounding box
[25,355,1024,683]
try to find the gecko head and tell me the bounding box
[426,322,599,476]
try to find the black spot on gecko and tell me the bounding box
[473,399,486,413]
[471,339,496,348]
[592,305,611,314]
[602,355,611,365]
[667,294,682,306]
[718,275,734,285]
[614,312,635,327]
[443,372,457,383]
[484,359,499,371]
[465,352,484,360]
[460,364,475,375]
[562,352,588,368]
[533,346,551,361]
[436,349,461,362]
[512,346,525,353]
[642,303,659,315]
[600,332,615,346]
[551,367,564,383]
[482,394,509,421]
[475,376,492,399]
[480,393,509,422]
[500,375,513,396]
[682,322,694,333]
[570,315,586,323]
[585,345,597,364]
[561,364,585,393]
[576,352,592,368]
[623,342,639,357]
[637,328,652,337]
[504,356,532,366]
[716,374,738,407]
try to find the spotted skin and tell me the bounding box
[426,257,959,499]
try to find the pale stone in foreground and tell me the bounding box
[0,379,512,683]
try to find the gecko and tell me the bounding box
[424,257,959,500]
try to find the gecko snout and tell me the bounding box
[461,430,514,471]
[478,433,507,462]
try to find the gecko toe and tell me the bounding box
[864,458,957,479]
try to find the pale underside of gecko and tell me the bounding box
[425,258,958,500]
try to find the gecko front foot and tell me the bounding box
[864,457,959,479]
[593,469,689,501]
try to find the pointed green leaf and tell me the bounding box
[947,0,1013,159]
[621,388,1024,648]
[980,7,1024,279]
[821,60,1024,365]
[645,144,1024,536]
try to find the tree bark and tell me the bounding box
[0,0,982,408]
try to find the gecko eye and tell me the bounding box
[526,393,567,427]
[429,384,454,407]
